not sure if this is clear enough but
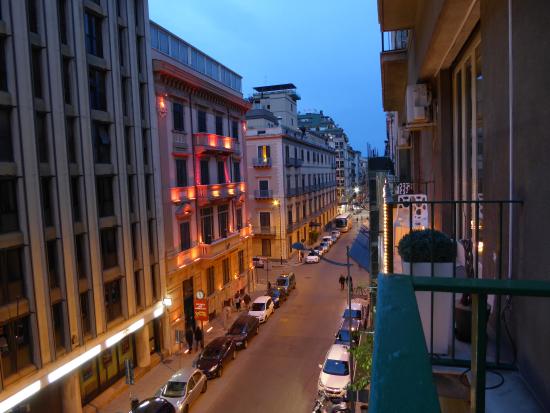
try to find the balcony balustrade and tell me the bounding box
[170,185,196,204]
[254,189,273,199]
[380,30,410,112]
[252,225,277,236]
[199,226,251,259]
[285,157,304,168]
[252,157,272,168]
[172,133,190,154]
[193,133,237,154]
[196,182,245,204]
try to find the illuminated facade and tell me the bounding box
[151,22,253,353]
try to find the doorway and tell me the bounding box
[183,278,195,330]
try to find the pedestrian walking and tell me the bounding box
[222,303,231,330]
[267,281,271,290]
[235,294,241,311]
[194,326,204,351]
[184,326,194,352]
[243,293,251,310]
[339,275,346,290]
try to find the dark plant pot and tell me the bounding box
[454,300,491,343]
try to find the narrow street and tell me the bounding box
[191,217,369,413]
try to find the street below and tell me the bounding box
[191,216,369,413]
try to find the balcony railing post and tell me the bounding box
[470,292,488,413]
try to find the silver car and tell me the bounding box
[156,367,207,412]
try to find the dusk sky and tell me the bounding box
[150,0,386,154]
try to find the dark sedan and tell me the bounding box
[196,336,236,379]
[226,314,260,349]
[266,287,283,308]
[130,397,175,413]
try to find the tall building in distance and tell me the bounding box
[150,22,253,351]
[246,85,337,260]
[298,111,361,212]
[0,0,165,411]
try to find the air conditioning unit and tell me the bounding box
[397,127,411,148]
[406,84,431,124]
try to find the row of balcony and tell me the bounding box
[253,183,336,200]
[170,182,246,205]
[253,157,336,170]
[172,132,241,156]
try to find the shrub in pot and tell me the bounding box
[398,229,456,354]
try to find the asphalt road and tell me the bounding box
[191,217,369,413]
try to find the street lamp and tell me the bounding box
[272,199,283,262]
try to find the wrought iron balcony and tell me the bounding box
[193,133,237,154]
[252,157,272,168]
[254,189,273,199]
[285,157,304,168]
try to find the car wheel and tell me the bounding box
[218,365,223,378]
[243,339,248,349]
[201,380,208,393]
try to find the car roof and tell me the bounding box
[253,295,271,303]
[326,344,350,361]
[133,397,175,413]
[167,367,196,382]
[339,318,361,330]
[206,336,231,348]
[277,273,293,279]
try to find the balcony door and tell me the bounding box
[259,180,269,197]
[200,207,213,244]
[259,212,271,231]
[257,145,270,160]
[200,159,210,185]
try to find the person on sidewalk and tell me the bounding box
[243,293,251,310]
[194,326,204,351]
[235,294,241,312]
[185,326,194,352]
[223,303,231,330]
[339,275,346,290]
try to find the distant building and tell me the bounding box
[246,86,337,259]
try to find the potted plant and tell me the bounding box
[398,229,456,354]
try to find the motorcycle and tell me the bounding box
[312,394,351,413]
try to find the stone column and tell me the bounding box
[62,372,82,413]
[135,326,151,368]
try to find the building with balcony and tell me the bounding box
[151,22,253,352]
[373,0,550,411]
[246,86,337,260]
[0,1,166,411]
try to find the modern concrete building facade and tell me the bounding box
[378,0,550,409]
[246,86,337,260]
[150,22,253,351]
[0,0,166,411]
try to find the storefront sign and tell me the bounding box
[194,299,208,321]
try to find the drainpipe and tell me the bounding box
[507,0,514,280]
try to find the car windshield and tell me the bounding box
[323,359,349,376]
[251,303,265,311]
[308,252,316,256]
[343,309,361,319]
[228,322,246,335]
[276,279,288,286]
[162,381,186,398]
[201,346,222,359]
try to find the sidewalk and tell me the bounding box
[89,288,267,413]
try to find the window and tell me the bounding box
[66,117,76,163]
[75,234,87,279]
[121,77,129,116]
[176,159,187,187]
[124,126,132,164]
[134,271,142,309]
[287,208,293,225]
[197,110,207,133]
[30,47,43,99]
[238,250,244,274]
[52,302,66,352]
[179,221,191,251]
[88,67,106,110]
[231,120,239,140]
[217,161,225,184]
[47,240,59,289]
[0,316,33,379]
[62,57,72,104]
[200,207,213,244]
[261,239,271,257]
[71,176,81,222]
[206,266,214,296]
[215,115,223,135]
[0,38,7,91]
[27,0,39,33]
[118,28,126,67]
[41,177,53,227]
[236,207,243,230]
[151,264,160,301]
[36,113,48,163]
[128,175,135,214]
[222,258,230,285]
[142,129,149,165]
[92,121,110,163]
[173,102,184,131]
[80,292,91,336]
[0,109,12,162]
[218,204,228,238]
[104,279,122,322]
[200,159,210,185]
[0,248,25,305]
[233,162,241,182]
[84,11,103,57]
[96,176,114,217]
[100,228,118,269]
[0,179,18,234]
[148,219,155,255]
[145,174,152,212]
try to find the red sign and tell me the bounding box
[194,299,209,321]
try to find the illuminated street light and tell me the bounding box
[354,186,360,194]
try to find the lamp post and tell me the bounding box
[273,199,283,262]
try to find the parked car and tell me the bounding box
[322,235,333,247]
[313,246,324,256]
[155,367,207,411]
[252,256,265,268]
[276,272,296,294]
[266,287,283,308]
[330,234,338,243]
[341,299,368,330]
[334,319,361,346]
[196,337,236,379]
[248,296,275,323]
[130,397,175,413]
[331,230,341,239]
[226,314,260,349]
[319,242,330,253]
[318,344,351,399]
[272,285,288,302]
[306,251,320,264]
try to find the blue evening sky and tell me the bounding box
[150,0,386,154]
